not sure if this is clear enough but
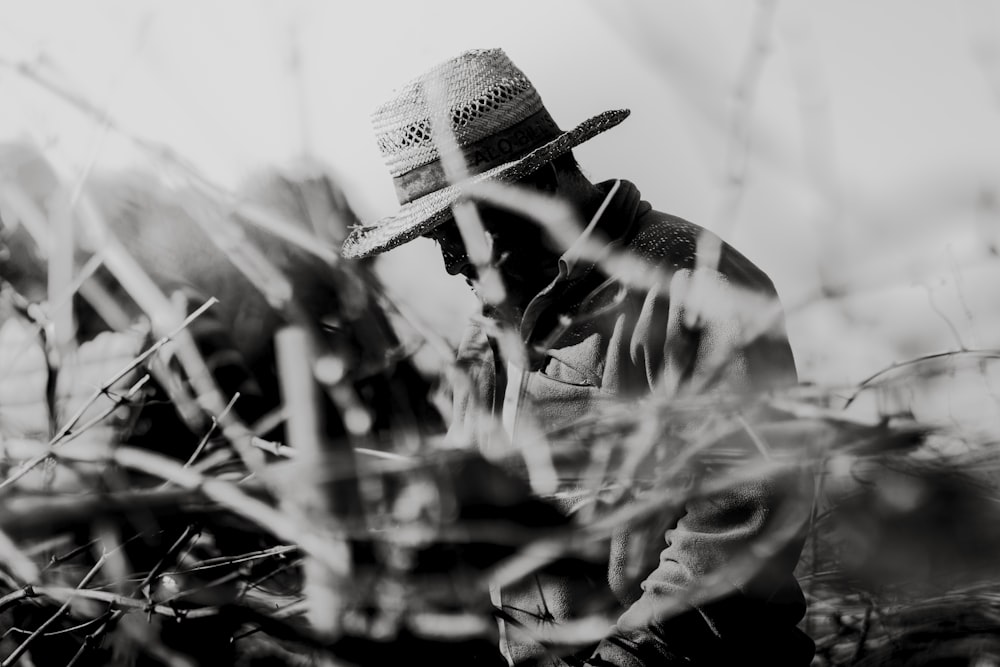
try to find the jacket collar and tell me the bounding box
[518,179,646,342]
[559,179,646,280]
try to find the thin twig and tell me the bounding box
[923,283,967,351]
[0,368,147,495]
[250,435,413,464]
[2,612,112,639]
[55,611,115,667]
[699,0,780,276]
[843,348,1000,408]
[0,299,216,495]
[2,549,109,666]
[164,545,298,578]
[182,392,241,469]
[46,373,151,449]
[0,586,35,615]
[46,539,100,571]
[29,586,220,620]
[136,525,199,598]
[51,298,216,444]
[103,446,353,576]
[63,523,199,667]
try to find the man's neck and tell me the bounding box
[481,177,610,335]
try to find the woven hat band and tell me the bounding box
[393,108,561,204]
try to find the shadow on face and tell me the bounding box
[424,163,562,271]
[423,201,563,297]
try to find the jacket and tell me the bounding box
[448,180,815,666]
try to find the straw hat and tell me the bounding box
[341,48,630,259]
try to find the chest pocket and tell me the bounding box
[515,329,607,449]
[522,369,599,431]
[512,369,604,489]
[539,355,596,387]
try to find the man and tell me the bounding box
[343,49,813,666]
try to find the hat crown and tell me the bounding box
[372,49,546,178]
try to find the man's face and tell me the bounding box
[423,202,561,303]
[421,166,562,300]
[423,218,477,280]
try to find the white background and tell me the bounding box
[2,0,1000,400]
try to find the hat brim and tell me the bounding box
[341,109,630,259]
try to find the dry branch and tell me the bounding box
[0,299,215,496]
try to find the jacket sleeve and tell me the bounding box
[445,319,499,452]
[591,264,815,667]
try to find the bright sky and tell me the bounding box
[2,0,1000,391]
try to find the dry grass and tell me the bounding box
[2,12,1000,664]
[2,155,999,664]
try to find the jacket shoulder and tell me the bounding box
[625,209,779,297]
[625,210,702,271]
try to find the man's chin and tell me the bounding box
[465,278,486,304]
[461,272,480,290]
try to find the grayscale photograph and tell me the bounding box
[0,2,998,665]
